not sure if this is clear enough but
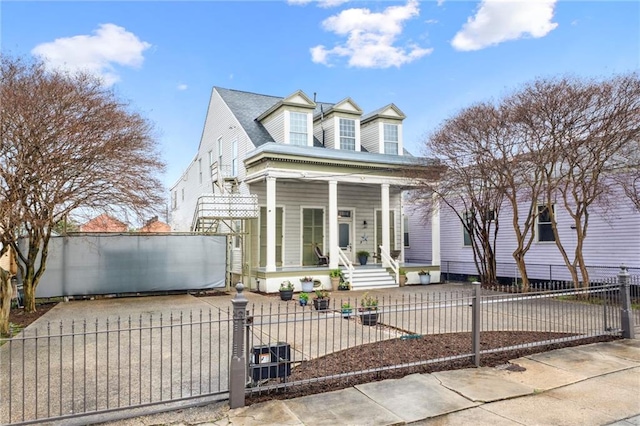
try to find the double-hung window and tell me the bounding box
[289,112,308,146]
[231,140,238,176]
[339,118,356,151]
[537,204,555,242]
[383,123,398,155]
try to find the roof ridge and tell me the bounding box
[214,86,283,100]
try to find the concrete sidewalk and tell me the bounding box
[187,338,640,426]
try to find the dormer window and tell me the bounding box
[290,112,308,146]
[339,118,356,151]
[384,123,398,155]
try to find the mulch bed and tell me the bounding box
[247,331,619,404]
[7,302,58,331]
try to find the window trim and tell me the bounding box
[289,111,308,146]
[339,118,356,151]
[536,203,556,242]
[383,123,399,155]
[231,139,238,176]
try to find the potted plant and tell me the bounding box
[298,292,309,306]
[418,270,431,285]
[341,302,353,318]
[279,280,294,300]
[313,289,331,311]
[359,292,379,326]
[398,268,407,287]
[356,250,370,266]
[329,269,342,291]
[338,280,351,291]
[300,276,314,293]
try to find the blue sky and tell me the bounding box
[2,1,638,192]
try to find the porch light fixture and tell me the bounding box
[363,220,367,228]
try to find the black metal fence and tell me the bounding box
[0,310,232,425]
[1,272,637,424]
[235,279,634,404]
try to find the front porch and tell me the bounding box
[248,262,440,293]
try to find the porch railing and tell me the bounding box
[379,245,399,284]
[337,247,354,285]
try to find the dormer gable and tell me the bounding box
[257,90,316,122]
[314,97,363,120]
[257,90,316,147]
[361,103,406,124]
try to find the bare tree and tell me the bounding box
[417,103,507,285]
[1,54,166,312]
[513,74,640,288]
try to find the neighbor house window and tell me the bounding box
[231,139,238,176]
[172,191,177,209]
[537,203,555,242]
[383,123,398,155]
[208,150,214,177]
[181,188,185,201]
[462,210,472,247]
[289,112,308,146]
[403,216,410,247]
[198,158,202,184]
[339,118,356,151]
[217,137,223,166]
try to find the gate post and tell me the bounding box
[618,265,635,339]
[230,283,249,408]
[471,281,481,367]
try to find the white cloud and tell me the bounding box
[31,23,151,86]
[310,0,432,68]
[287,0,348,7]
[451,0,558,51]
[177,83,188,91]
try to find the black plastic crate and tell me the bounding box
[250,342,291,382]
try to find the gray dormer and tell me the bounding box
[256,90,316,147]
[360,104,406,155]
[313,98,363,151]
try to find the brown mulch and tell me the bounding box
[7,302,58,331]
[247,331,619,405]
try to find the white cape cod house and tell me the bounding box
[170,87,439,292]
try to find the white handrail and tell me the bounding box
[337,247,354,287]
[379,245,399,285]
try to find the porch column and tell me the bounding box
[432,192,441,267]
[328,180,339,269]
[381,183,390,267]
[266,176,276,272]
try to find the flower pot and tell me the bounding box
[279,289,293,301]
[358,256,368,266]
[341,308,353,318]
[330,276,340,291]
[313,298,330,311]
[399,275,407,287]
[360,311,378,326]
[299,299,308,306]
[301,280,314,293]
[419,274,430,285]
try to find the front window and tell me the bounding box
[384,123,398,155]
[339,118,356,151]
[289,112,308,146]
[537,203,555,242]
